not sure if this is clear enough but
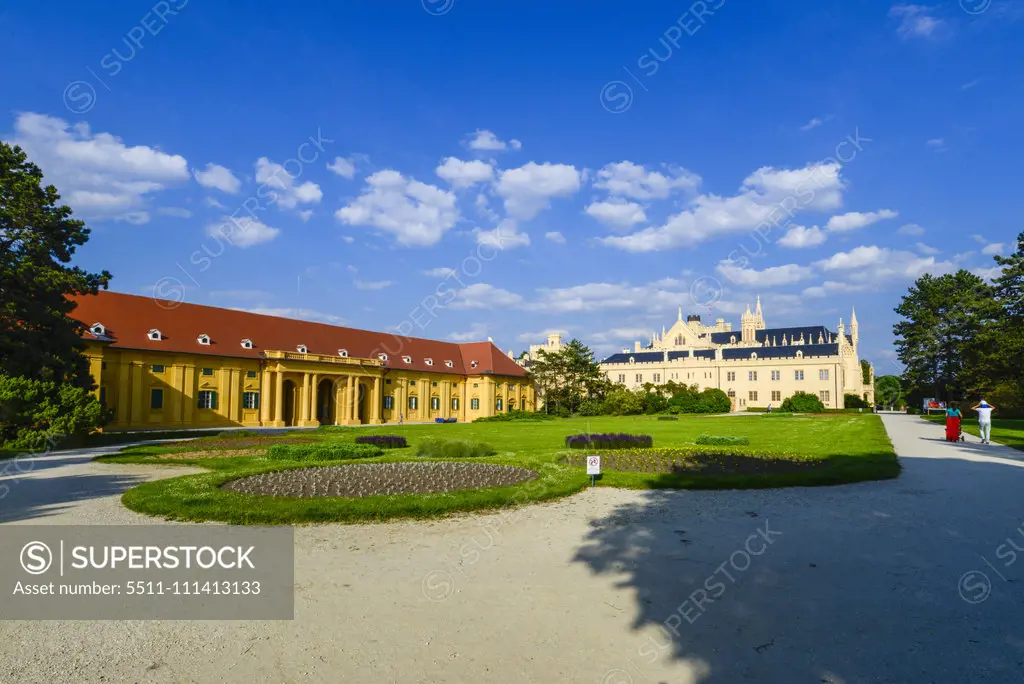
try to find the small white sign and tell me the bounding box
[586,455,601,475]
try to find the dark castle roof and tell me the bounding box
[600,342,841,364]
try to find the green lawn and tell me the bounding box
[922,415,1024,451]
[95,414,899,524]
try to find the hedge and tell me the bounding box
[354,435,408,449]
[416,438,497,458]
[695,434,751,446]
[565,433,653,449]
[266,443,384,460]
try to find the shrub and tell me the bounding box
[602,388,644,416]
[696,388,732,414]
[565,433,653,449]
[216,430,262,438]
[843,393,869,409]
[354,435,408,449]
[657,416,679,421]
[576,400,604,417]
[266,443,384,460]
[695,434,751,446]
[0,374,107,450]
[416,438,497,458]
[780,391,825,413]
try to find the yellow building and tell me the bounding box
[596,298,874,410]
[72,292,534,431]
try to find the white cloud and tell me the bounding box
[961,79,980,91]
[585,199,647,228]
[474,219,530,249]
[716,260,815,287]
[593,161,700,200]
[466,129,521,152]
[450,283,525,310]
[527,280,692,314]
[205,215,280,248]
[517,328,569,342]
[208,289,274,301]
[544,231,566,244]
[157,207,192,218]
[193,163,241,194]
[825,209,898,233]
[242,307,346,325]
[897,223,925,236]
[815,245,955,284]
[916,242,941,255]
[778,224,827,248]
[495,162,581,219]
[7,112,189,222]
[600,162,845,251]
[982,242,1005,256]
[890,4,946,38]
[298,210,313,222]
[354,280,393,290]
[435,157,494,188]
[926,138,947,152]
[800,117,823,132]
[327,156,357,179]
[254,157,323,210]
[335,169,458,247]
[971,234,987,245]
[422,267,455,277]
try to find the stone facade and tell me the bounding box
[598,298,873,410]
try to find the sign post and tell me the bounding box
[586,455,600,487]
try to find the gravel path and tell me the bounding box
[2,415,1024,683]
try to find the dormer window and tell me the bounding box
[425,358,434,366]
[402,355,412,364]
[730,335,736,344]
[90,322,105,336]
[240,338,253,349]
[147,329,162,341]
[197,334,211,346]
[338,349,348,357]
[444,360,454,368]
[378,353,388,361]
[296,344,308,354]
[470,360,479,368]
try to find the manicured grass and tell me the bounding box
[922,415,1024,451]
[98,414,899,524]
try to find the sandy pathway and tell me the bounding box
[2,415,1024,683]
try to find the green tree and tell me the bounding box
[1,142,111,389]
[527,339,610,414]
[976,232,1024,403]
[874,375,905,409]
[601,387,644,415]
[696,388,731,414]
[892,271,997,402]
[0,375,106,449]
[860,359,872,385]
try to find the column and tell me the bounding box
[260,369,272,425]
[273,370,285,427]
[169,364,183,425]
[370,376,382,424]
[298,373,311,427]
[334,378,345,425]
[460,381,467,421]
[309,373,319,424]
[220,368,235,423]
[344,375,355,425]
[116,359,131,427]
[351,377,360,424]
[87,354,103,399]
[182,365,195,426]
[129,362,143,425]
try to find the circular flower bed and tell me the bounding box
[563,447,823,475]
[221,462,539,498]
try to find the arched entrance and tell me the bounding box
[282,379,297,426]
[316,379,335,425]
[355,381,366,424]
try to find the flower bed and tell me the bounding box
[562,446,822,475]
[565,433,653,449]
[354,435,408,449]
[221,462,539,498]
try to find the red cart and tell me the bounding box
[945,416,964,442]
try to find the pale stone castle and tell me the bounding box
[597,298,873,410]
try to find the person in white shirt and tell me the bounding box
[971,400,996,444]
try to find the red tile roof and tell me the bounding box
[70,291,526,378]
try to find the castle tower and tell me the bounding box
[755,295,765,329]
[837,317,846,349]
[741,303,756,343]
[850,307,859,349]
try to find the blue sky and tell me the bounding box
[2,0,1021,373]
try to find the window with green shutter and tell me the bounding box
[451,398,459,410]
[471,398,480,410]
[198,390,218,409]
[408,396,418,410]
[243,392,260,410]
[430,397,440,410]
